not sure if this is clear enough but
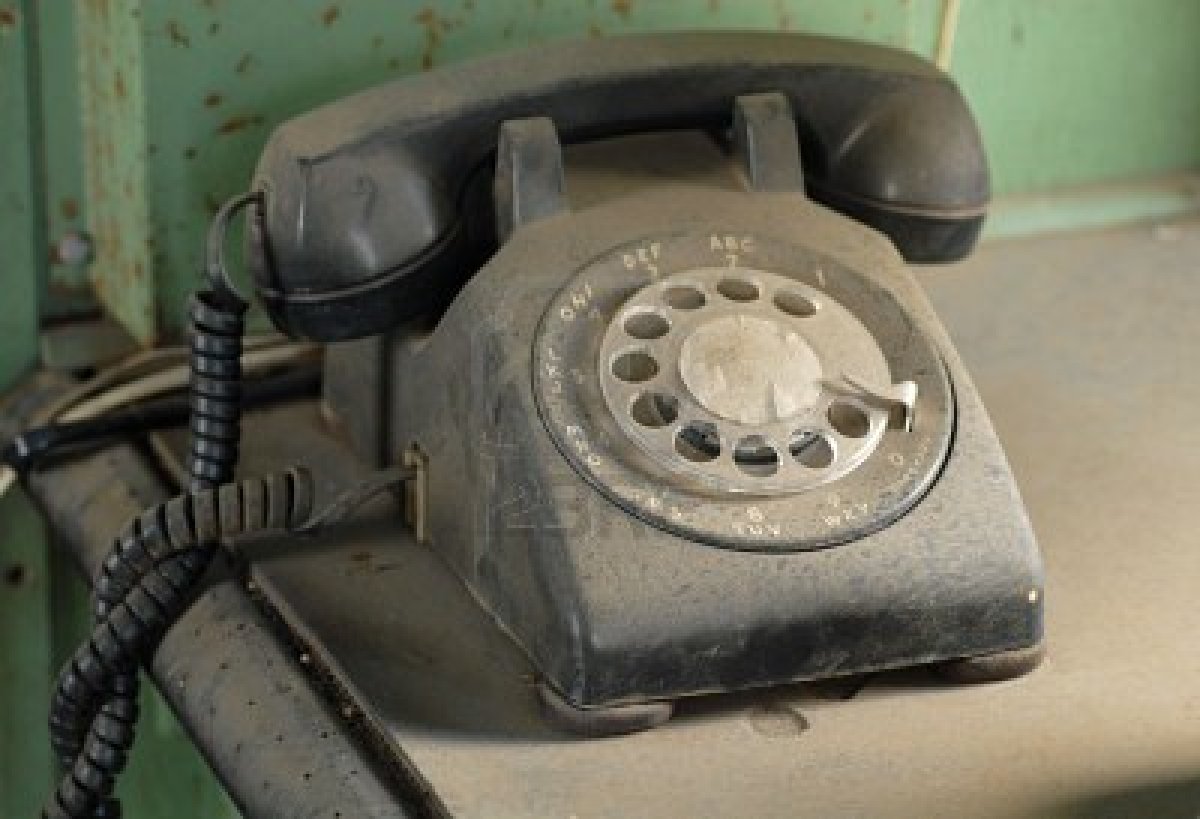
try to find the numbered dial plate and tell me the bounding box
[598,268,893,496]
[533,232,954,551]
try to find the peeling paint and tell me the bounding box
[203,91,222,107]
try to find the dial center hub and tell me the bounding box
[678,315,822,424]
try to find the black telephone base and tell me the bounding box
[324,135,1041,712]
[302,42,1039,722]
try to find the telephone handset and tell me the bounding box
[247,33,1041,727]
[248,32,988,340]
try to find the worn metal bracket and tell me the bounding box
[401,444,429,544]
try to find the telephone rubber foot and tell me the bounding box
[932,642,1045,684]
[536,681,674,737]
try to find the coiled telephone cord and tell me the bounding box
[45,193,265,818]
[44,469,313,818]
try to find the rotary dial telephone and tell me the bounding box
[248,32,1043,728]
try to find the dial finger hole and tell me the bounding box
[675,421,721,462]
[630,392,679,428]
[789,429,834,468]
[623,309,671,340]
[612,350,658,383]
[733,435,779,477]
[664,285,705,310]
[827,401,870,438]
[773,290,817,318]
[716,277,759,302]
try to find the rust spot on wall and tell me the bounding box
[235,52,253,74]
[588,23,604,38]
[413,6,443,71]
[166,20,191,47]
[113,70,126,99]
[611,0,632,20]
[321,5,340,26]
[61,198,79,220]
[204,91,222,107]
[216,114,264,135]
[0,7,17,30]
[5,564,26,586]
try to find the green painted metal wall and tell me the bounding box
[0,1,43,392]
[955,1,1200,196]
[3,2,1200,817]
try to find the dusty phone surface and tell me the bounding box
[249,33,1043,728]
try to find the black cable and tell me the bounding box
[2,366,320,476]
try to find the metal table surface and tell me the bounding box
[29,216,1200,817]
[216,217,1200,818]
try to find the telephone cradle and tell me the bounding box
[248,32,1043,733]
